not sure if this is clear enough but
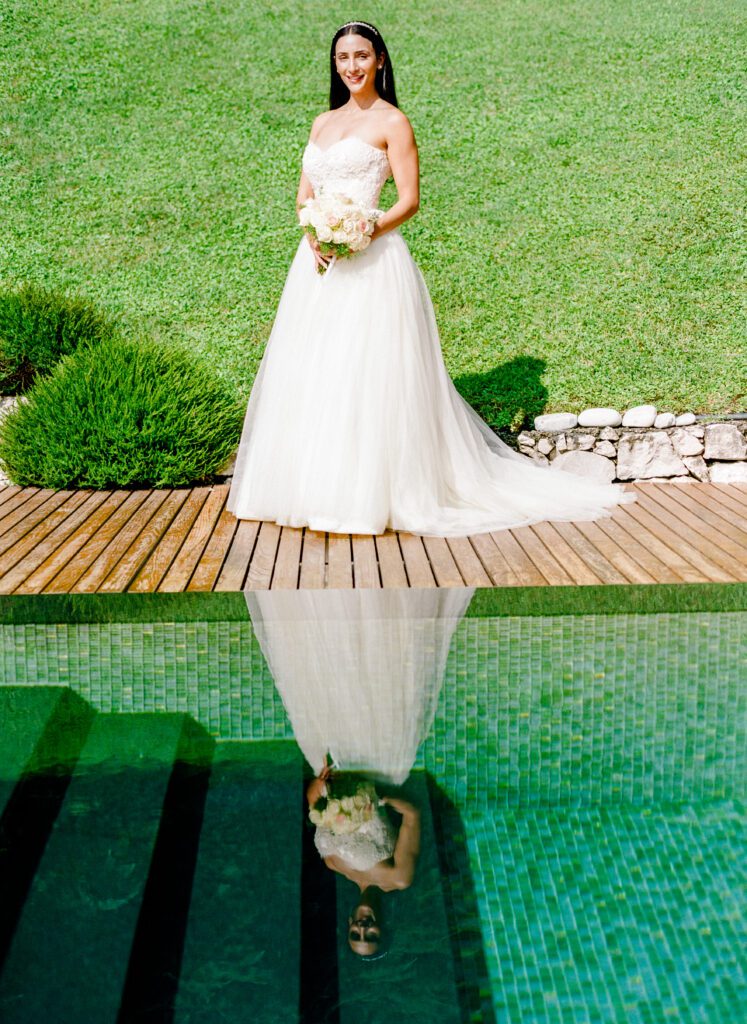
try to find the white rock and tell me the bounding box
[709,461,747,483]
[526,450,550,466]
[536,437,555,456]
[675,413,696,426]
[599,426,620,441]
[644,476,698,484]
[577,407,622,428]
[616,432,687,480]
[594,440,617,458]
[555,433,569,453]
[517,431,535,447]
[551,450,616,483]
[654,412,676,429]
[565,432,597,452]
[671,428,704,458]
[703,423,747,461]
[534,412,578,432]
[683,456,709,482]
[622,404,657,428]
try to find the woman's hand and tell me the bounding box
[380,795,419,820]
[305,231,332,271]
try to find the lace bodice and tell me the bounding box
[314,808,398,871]
[302,137,391,211]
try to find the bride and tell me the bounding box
[226,20,634,537]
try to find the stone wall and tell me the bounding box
[517,421,747,484]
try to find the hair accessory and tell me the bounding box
[338,20,380,37]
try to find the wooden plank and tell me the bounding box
[422,535,464,587]
[157,487,229,592]
[546,521,629,585]
[41,490,152,592]
[327,532,353,588]
[615,497,734,583]
[511,526,575,586]
[214,519,261,591]
[12,490,132,594]
[0,491,94,590]
[298,528,326,589]
[101,489,203,593]
[187,506,240,592]
[530,521,602,585]
[270,526,304,589]
[397,532,436,587]
[701,483,747,530]
[444,535,492,586]
[466,532,520,587]
[0,483,23,507]
[245,521,282,590]
[375,532,408,588]
[0,487,44,529]
[650,483,747,550]
[676,483,747,540]
[351,533,380,588]
[592,514,679,583]
[489,528,546,587]
[571,518,659,585]
[630,484,741,580]
[71,489,176,593]
[0,489,70,548]
[122,489,210,593]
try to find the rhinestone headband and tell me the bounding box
[337,20,380,37]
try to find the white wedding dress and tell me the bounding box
[226,136,634,537]
[244,586,474,869]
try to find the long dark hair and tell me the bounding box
[329,21,398,109]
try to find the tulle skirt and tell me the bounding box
[226,230,634,536]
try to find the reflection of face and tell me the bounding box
[334,33,383,95]
[347,903,381,957]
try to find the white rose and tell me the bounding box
[317,226,333,243]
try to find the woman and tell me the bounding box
[226,21,634,536]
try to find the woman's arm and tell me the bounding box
[380,797,421,889]
[298,112,335,268]
[372,112,420,240]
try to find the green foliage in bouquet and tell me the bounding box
[0,334,244,488]
[0,281,120,395]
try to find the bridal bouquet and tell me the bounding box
[309,779,382,834]
[299,193,380,275]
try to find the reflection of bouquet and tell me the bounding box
[299,193,380,275]
[309,779,381,834]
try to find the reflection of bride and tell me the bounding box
[244,586,474,958]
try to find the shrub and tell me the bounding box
[0,333,244,488]
[0,281,120,394]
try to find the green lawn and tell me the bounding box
[1,0,744,429]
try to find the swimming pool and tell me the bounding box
[0,583,744,1022]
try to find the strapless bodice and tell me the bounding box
[302,136,391,211]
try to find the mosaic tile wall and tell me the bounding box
[1,611,744,807]
[466,801,745,1023]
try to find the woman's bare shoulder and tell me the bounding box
[379,106,416,144]
[309,110,336,141]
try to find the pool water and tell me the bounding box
[0,584,744,1023]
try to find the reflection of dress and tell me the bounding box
[244,587,474,783]
[226,136,634,537]
[244,586,474,870]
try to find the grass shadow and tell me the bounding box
[453,356,547,436]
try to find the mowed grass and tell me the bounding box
[1,0,745,427]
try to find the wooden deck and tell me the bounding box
[0,481,746,593]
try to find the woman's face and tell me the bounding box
[334,33,382,96]
[347,902,381,956]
